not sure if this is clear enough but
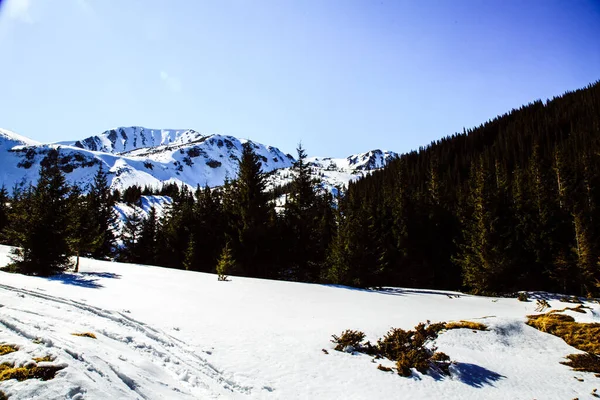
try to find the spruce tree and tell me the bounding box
[285,143,321,281]
[9,149,73,276]
[0,186,9,244]
[89,164,117,259]
[137,206,160,265]
[120,208,143,263]
[231,142,271,278]
[216,242,235,281]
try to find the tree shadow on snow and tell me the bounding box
[45,271,122,288]
[325,285,462,298]
[82,272,121,279]
[449,363,505,388]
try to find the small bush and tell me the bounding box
[216,243,235,281]
[430,351,452,375]
[0,362,64,382]
[0,345,18,356]
[561,353,600,373]
[377,321,447,377]
[331,321,452,378]
[445,321,488,331]
[331,330,366,352]
[518,292,528,302]
[0,389,7,400]
[71,332,96,339]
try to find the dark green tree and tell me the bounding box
[230,142,272,278]
[89,164,117,259]
[8,149,73,276]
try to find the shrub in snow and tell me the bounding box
[216,243,234,281]
[331,330,366,352]
[517,292,528,302]
[332,321,451,378]
[377,322,446,377]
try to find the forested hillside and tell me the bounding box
[330,81,600,296]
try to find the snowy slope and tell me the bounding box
[68,127,206,154]
[0,127,295,192]
[267,149,398,193]
[1,245,598,399]
[0,127,397,195]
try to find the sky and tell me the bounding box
[0,0,599,158]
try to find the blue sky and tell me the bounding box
[1,0,599,158]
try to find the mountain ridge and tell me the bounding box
[0,126,396,192]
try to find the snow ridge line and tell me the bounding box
[0,283,254,396]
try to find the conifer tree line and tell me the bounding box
[331,81,600,296]
[116,142,335,283]
[0,149,117,275]
[1,81,599,297]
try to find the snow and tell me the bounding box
[0,245,598,399]
[0,127,398,196]
[267,150,398,194]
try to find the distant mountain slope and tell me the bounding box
[0,126,396,192]
[268,149,398,193]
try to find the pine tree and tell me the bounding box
[0,185,9,244]
[120,208,143,263]
[9,149,73,276]
[89,164,117,259]
[137,206,160,265]
[216,242,235,281]
[285,143,322,281]
[231,142,271,278]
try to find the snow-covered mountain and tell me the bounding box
[268,149,398,194]
[0,127,295,191]
[0,126,396,192]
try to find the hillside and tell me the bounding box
[0,127,395,193]
[329,80,600,296]
[0,245,598,399]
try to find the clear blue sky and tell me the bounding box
[1,0,599,158]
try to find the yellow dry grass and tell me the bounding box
[561,353,600,373]
[527,309,600,374]
[526,313,600,355]
[548,304,588,314]
[0,345,18,356]
[32,355,54,363]
[445,321,488,331]
[71,332,97,339]
[0,362,64,382]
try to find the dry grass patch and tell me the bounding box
[526,313,600,355]
[445,321,488,331]
[548,305,589,314]
[527,310,600,374]
[561,353,600,373]
[0,345,18,356]
[71,332,96,339]
[32,355,54,363]
[0,362,64,382]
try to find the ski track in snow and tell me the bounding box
[0,284,252,399]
